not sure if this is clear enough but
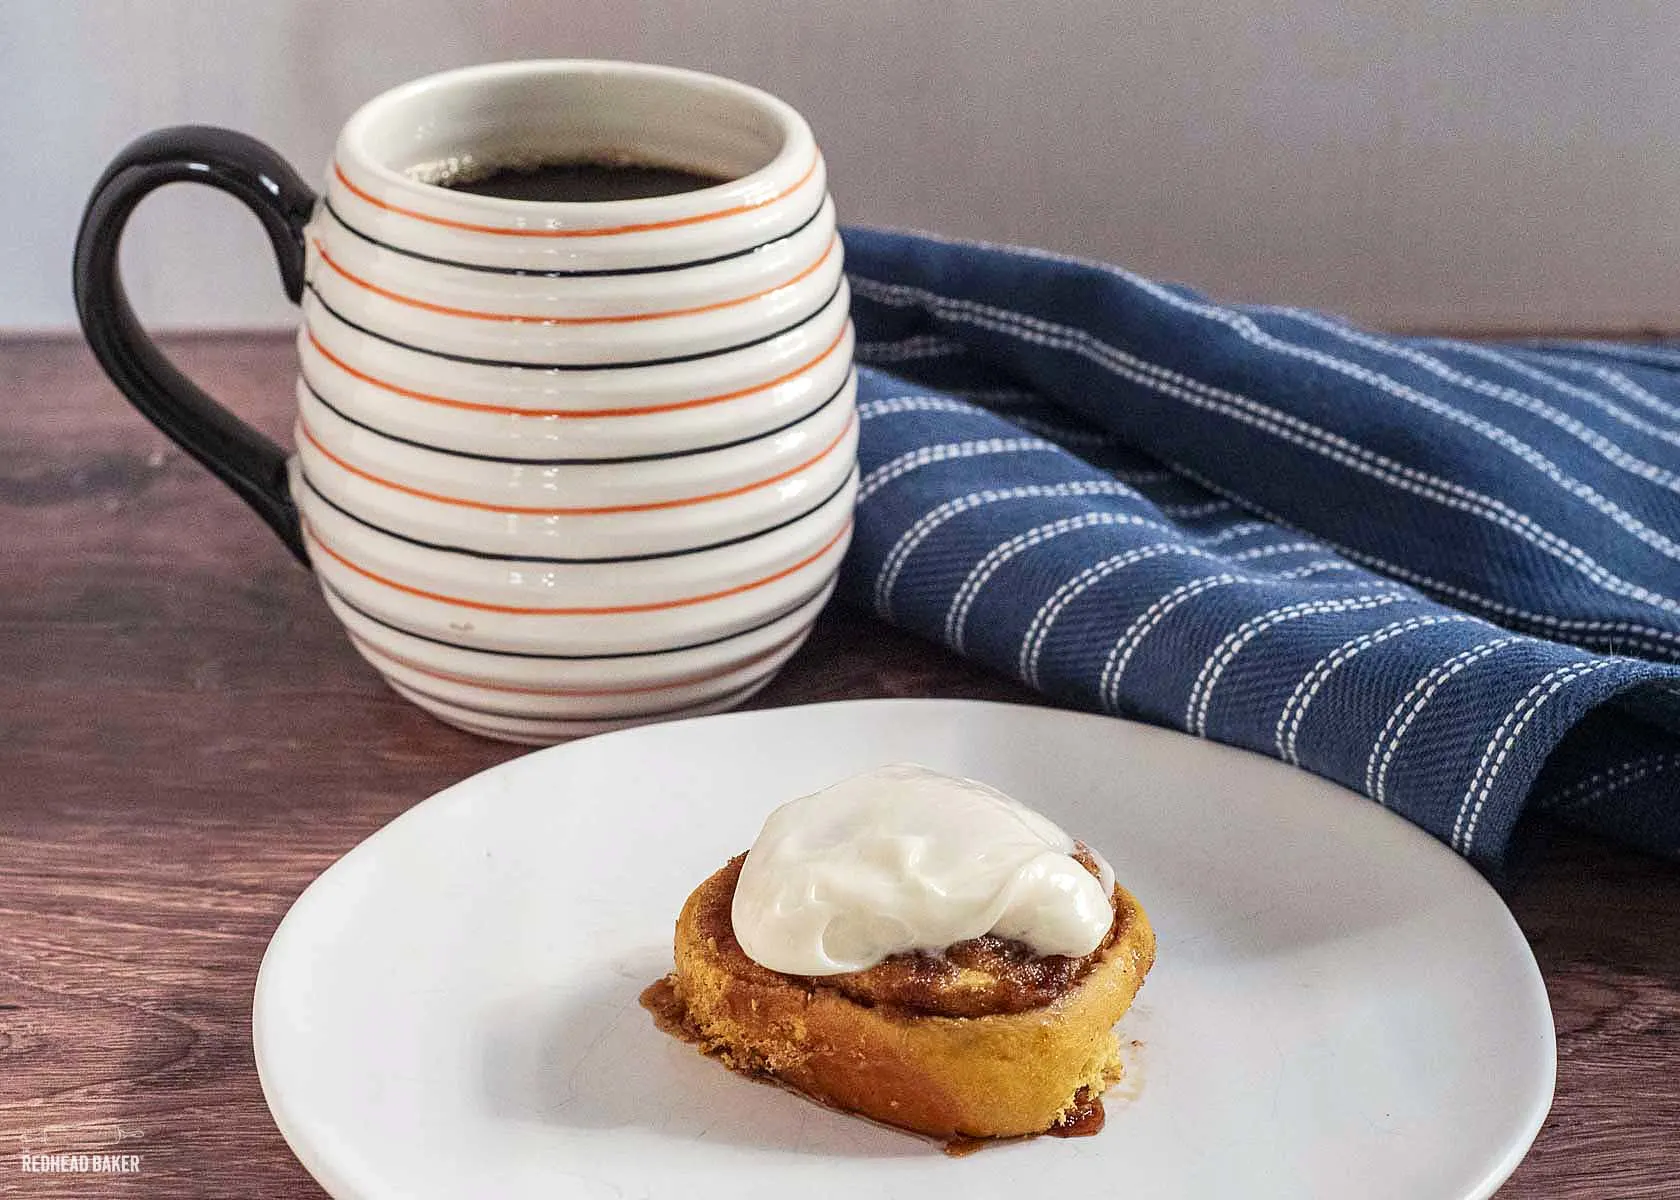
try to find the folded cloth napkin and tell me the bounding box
[837,226,1680,870]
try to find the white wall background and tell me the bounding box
[6,0,1680,334]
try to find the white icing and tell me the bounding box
[730,763,1116,976]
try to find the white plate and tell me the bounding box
[253,699,1554,1200]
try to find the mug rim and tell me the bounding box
[336,59,812,217]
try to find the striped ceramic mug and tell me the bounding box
[74,60,856,743]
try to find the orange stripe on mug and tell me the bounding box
[298,412,855,514]
[311,236,837,324]
[347,627,806,697]
[303,322,851,419]
[304,518,852,616]
[331,153,821,238]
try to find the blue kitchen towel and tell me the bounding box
[838,226,1680,870]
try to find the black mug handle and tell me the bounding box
[73,126,318,563]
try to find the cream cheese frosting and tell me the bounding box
[730,763,1116,976]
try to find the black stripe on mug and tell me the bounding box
[301,275,848,370]
[297,367,856,465]
[296,464,858,564]
[317,575,836,660]
[319,195,832,278]
[379,672,781,723]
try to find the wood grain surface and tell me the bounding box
[2,334,1677,1198]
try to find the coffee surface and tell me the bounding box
[437,158,730,202]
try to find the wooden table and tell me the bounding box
[3,334,1677,1198]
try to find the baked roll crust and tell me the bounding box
[651,852,1155,1141]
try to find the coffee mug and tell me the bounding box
[74,60,856,743]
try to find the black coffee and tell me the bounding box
[438,158,731,203]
